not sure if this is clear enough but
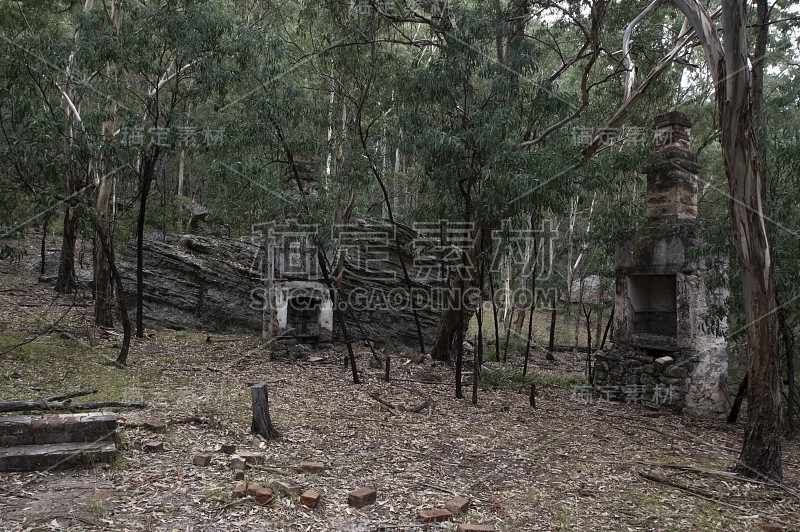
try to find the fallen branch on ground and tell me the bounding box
[44,389,98,402]
[637,469,796,527]
[368,392,435,417]
[0,398,144,413]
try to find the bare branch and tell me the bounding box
[584,5,721,158]
[622,0,663,100]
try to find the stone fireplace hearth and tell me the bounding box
[594,112,728,417]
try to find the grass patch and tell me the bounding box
[469,302,609,362]
[479,365,587,389]
[0,333,163,404]
[480,366,527,388]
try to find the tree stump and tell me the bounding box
[250,383,279,439]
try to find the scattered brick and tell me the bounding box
[233,470,245,481]
[444,496,471,514]
[247,483,262,497]
[348,487,377,507]
[144,441,164,452]
[300,489,320,508]
[193,454,212,466]
[220,443,236,455]
[143,420,166,433]
[232,481,248,498]
[419,508,452,523]
[230,456,246,470]
[253,486,274,505]
[298,461,325,473]
[457,525,495,532]
[273,479,304,496]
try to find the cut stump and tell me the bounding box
[250,382,279,440]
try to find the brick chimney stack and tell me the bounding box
[641,111,701,222]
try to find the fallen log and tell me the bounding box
[44,390,98,402]
[0,400,145,413]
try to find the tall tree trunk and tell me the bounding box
[55,197,78,294]
[318,249,359,384]
[489,271,500,362]
[55,0,94,295]
[502,307,513,364]
[432,280,467,362]
[93,215,131,365]
[473,270,483,405]
[93,203,114,326]
[546,306,556,361]
[718,0,783,481]
[92,0,122,328]
[431,225,488,361]
[522,262,536,379]
[39,213,50,276]
[455,290,464,399]
[136,150,158,338]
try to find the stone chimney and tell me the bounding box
[594,110,729,417]
[640,111,700,222]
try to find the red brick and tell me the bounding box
[253,486,274,505]
[444,495,471,514]
[300,489,320,508]
[348,487,377,507]
[457,525,495,532]
[144,441,164,452]
[232,481,248,498]
[419,508,452,522]
[247,483,263,496]
[298,461,325,473]
[193,454,212,466]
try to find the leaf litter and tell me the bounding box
[0,267,798,531]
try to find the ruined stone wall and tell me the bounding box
[119,224,441,350]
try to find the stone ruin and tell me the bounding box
[595,111,729,417]
[0,412,117,471]
[263,233,334,348]
[119,220,441,351]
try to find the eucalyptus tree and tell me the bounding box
[0,2,72,265]
[392,0,632,362]
[101,0,257,338]
[0,1,98,295]
[755,5,800,436]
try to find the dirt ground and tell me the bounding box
[0,240,799,532]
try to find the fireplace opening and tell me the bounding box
[627,275,677,338]
[287,296,321,340]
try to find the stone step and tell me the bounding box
[0,441,117,471]
[0,412,116,447]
